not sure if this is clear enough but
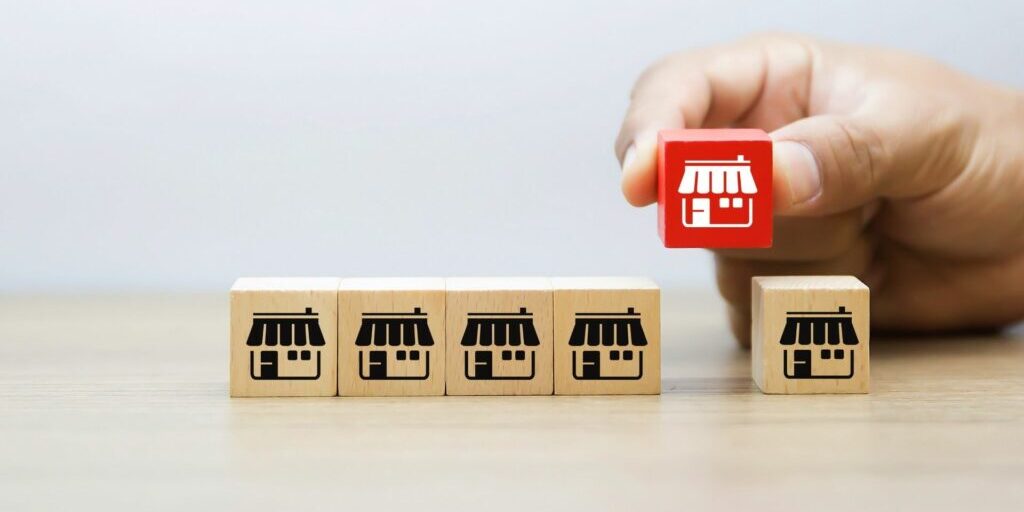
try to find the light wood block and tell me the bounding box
[752,275,870,394]
[445,277,553,395]
[552,277,661,395]
[338,278,445,396]
[230,277,340,397]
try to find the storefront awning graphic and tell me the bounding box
[779,307,859,346]
[461,308,541,347]
[679,156,757,195]
[355,308,434,347]
[568,308,648,347]
[246,308,326,347]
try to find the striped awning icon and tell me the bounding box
[354,308,434,347]
[246,308,326,347]
[679,155,757,195]
[461,308,541,347]
[567,308,648,347]
[779,307,860,346]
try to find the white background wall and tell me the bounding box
[2,0,1022,292]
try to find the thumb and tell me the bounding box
[770,114,960,216]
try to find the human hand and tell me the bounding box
[614,34,1024,343]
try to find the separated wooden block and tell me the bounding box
[552,277,661,395]
[752,276,870,394]
[338,278,445,396]
[230,277,340,397]
[445,277,553,395]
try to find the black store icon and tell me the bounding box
[780,306,860,379]
[569,308,648,380]
[246,307,325,380]
[461,308,540,380]
[354,308,434,380]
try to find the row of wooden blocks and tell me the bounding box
[230,277,661,397]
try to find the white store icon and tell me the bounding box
[679,155,758,228]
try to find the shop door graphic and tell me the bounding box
[580,351,601,379]
[473,351,494,379]
[367,351,388,379]
[791,350,812,378]
[260,351,279,379]
[689,198,712,227]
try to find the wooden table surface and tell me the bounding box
[2,292,1023,511]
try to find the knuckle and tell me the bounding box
[829,117,888,194]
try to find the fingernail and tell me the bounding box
[775,141,821,205]
[621,144,636,174]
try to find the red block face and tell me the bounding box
[658,129,773,248]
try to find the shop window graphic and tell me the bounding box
[460,308,540,380]
[568,308,647,380]
[246,307,325,380]
[679,155,758,228]
[780,307,860,379]
[354,307,434,380]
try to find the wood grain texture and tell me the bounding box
[752,276,870,394]
[338,278,445,396]
[1,292,1023,511]
[552,277,660,395]
[445,277,553,395]
[230,277,339,397]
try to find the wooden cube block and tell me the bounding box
[230,277,340,397]
[338,278,445,396]
[752,276,870,394]
[658,128,773,248]
[552,277,660,395]
[445,277,553,395]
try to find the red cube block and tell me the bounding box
[658,129,773,248]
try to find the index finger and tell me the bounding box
[615,35,815,206]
